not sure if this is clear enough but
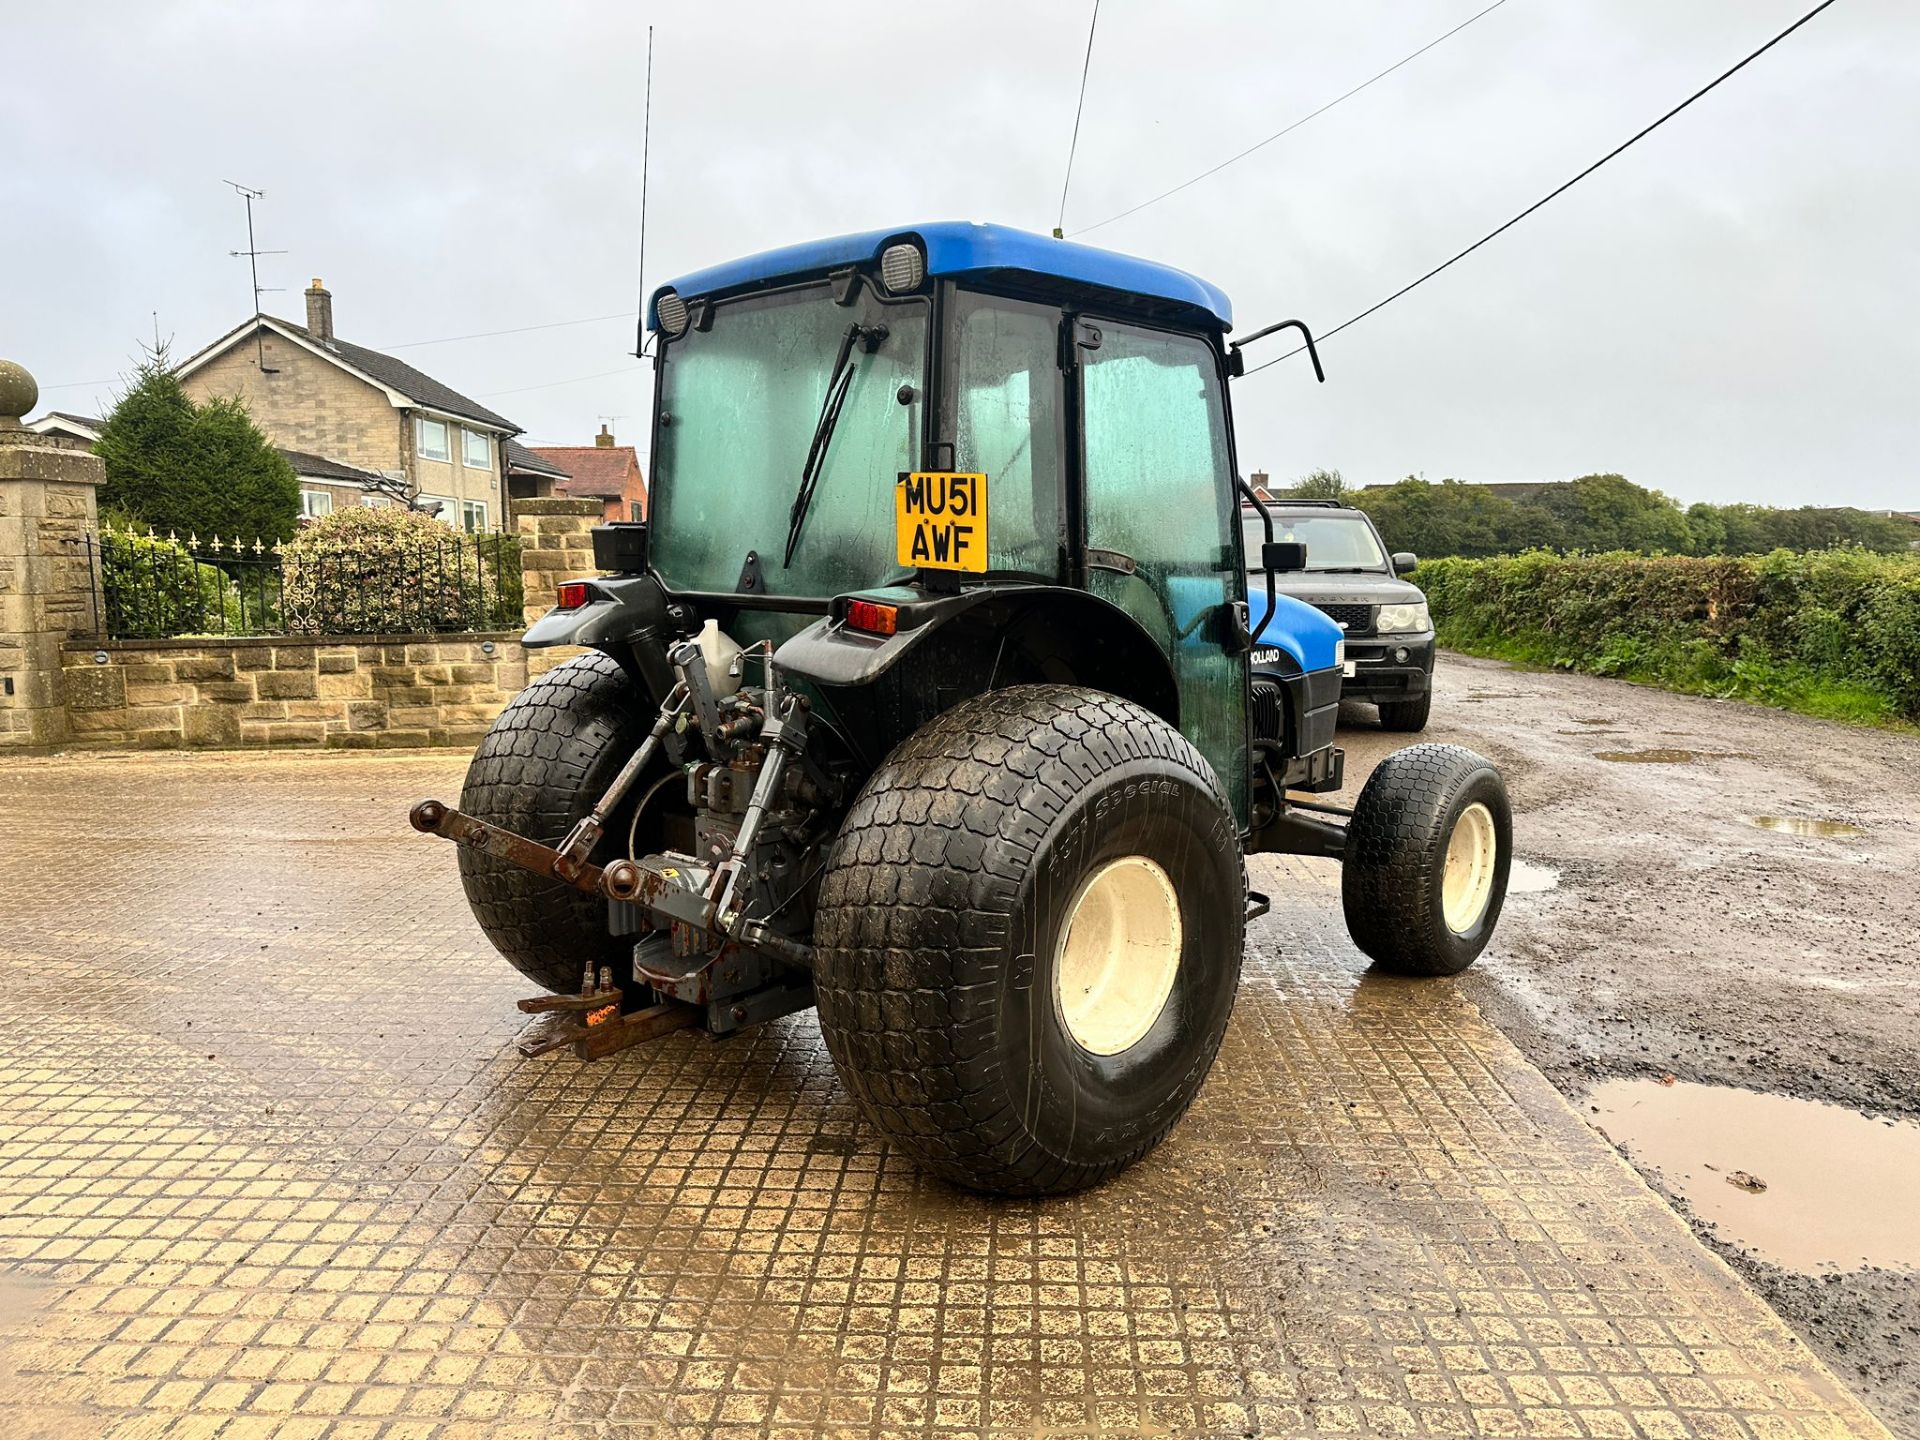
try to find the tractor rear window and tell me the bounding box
[649,283,928,600]
[943,291,1064,579]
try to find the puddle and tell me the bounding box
[1587,1078,1920,1273]
[1594,748,1752,764]
[1746,815,1865,838]
[1507,860,1559,894]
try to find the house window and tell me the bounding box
[417,417,450,462]
[299,488,334,519]
[360,494,387,508]
[461,500,489,533]
[417,494,457,523]
[461,427,490,468]
[630,501,644,522]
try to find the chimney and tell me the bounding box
[304,278,334,343]
[595,423,615,448]
[1250,470,1271,498]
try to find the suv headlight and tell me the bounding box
[1376,601,1431,634]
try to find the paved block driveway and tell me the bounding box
[0,752,1889,1439]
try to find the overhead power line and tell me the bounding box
[476,366,637,400]
[1054,0,1103,238]
[377,313,629,350]
[1071,0,1515,239]
[1244,0,1843,379]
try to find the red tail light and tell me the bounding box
[844,599,899,636]
[556,581,592,609]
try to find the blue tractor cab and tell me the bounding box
[419,221,1513,1197]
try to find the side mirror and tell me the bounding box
[1263,540,1307,573]
[1392,551,1418,575]
[592,521,650,574]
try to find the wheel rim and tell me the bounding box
[1054,855,1183,1056]
[1441,801,1498,934]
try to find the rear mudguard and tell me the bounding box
[522,573,678,700]
[772,583,1180,724]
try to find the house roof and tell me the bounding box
[529,445,644,501]
[504,438,572,480]
[650,220,1234,331]
[26,411,104,440]
[173,314,520,433]
[277,448,388,486]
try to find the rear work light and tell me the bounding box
[555,581,593,610]
[843,599,899,636]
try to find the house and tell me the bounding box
[171,279,522,531]
[526,425,648,523]
[504,440,573,506]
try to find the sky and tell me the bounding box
[3,0,1914,509]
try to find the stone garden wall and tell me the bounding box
[1,354,605,752]
[60,633,527,749]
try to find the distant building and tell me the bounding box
[172,279,522,531]
[527,425,647,524]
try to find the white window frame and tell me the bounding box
[298,488,334,519]
[416,416,450,463]
[461,427,491,469]
[461,499,489,534]
[359,493,387,509]
[417,493,458,523]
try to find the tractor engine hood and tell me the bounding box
[1250,592,1344,674]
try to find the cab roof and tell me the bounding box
[648,221,1233,332]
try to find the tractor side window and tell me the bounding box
[944,291,1063,579]
[1080,321,1246,820]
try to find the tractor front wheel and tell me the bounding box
[1341,743,1511,976]
[812,685,1244,1197]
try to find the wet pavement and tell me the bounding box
[0,746,1896,1438]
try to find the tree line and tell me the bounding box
[1280,470,1920,559]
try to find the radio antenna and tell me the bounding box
[632,25,655,360]
[223,181,285,373]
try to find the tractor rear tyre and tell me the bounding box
[457,652,664,994]
[813,685,1244,1197]
[1341,743,1510,976]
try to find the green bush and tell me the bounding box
[95,350,300,543]
[1417,548,1920,728]
[278,506,522,635]
[99,529,248,638]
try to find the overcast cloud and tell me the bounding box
[3,0,1914,508]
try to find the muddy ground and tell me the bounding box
[1329,654,1920,1439]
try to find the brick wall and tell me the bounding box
[60,634,526,749]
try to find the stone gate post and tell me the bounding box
[514,497,601,679]
[0,359,105,749]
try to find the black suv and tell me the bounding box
[1241,499,1435,731]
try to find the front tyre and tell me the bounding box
[1376,691,1431,732]
[813,685,1244,1197]
[1341,743,1510,976]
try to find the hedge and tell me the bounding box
[1416,549,1920,727]
[278,507,523,635]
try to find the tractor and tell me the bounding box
[411,221,1512,1196]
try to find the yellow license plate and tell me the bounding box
[895,472,988,573]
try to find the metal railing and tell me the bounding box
[84,525,524,641]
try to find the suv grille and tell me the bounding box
[1313,602,1372,634]
[1250,679,1286,745]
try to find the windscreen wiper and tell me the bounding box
[784,321,888,567]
